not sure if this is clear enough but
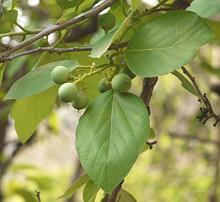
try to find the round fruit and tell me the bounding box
[72,93,89,110]
[99,12,116,31]
[58,83,77,103]
[112,73,131,93]
[51,66,69,84]
[120,67,136,79]
[98,79,112,93]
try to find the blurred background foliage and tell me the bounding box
[0,0,220,202]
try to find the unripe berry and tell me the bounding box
[98,79,112,93]
[99,12,116,31]
[72,92,89,110]
[112,73,131,93]
[120,67,136,79]
[58,83,77,103]
[51,66,69,84]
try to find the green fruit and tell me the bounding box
[99,12,116,31]
[98,79,112,93]
[72,92,89,110]
[51,66,69,84]
[112,73,131,93]
[58,83,77,103]
[120,67,136,79]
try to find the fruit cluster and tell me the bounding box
[50,65,135,110]
[51,66,89,110]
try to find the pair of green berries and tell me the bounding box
[51,66,88,110]
[98,68,135,93]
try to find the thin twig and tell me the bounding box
[144,0,169,15]
[0,136,35,178]
[181,66,220,126]
[102,181,124,202]
[141,77,158,114]
[15,22,40,34]
[35,191,41,202]
[146,141,157,149]
[0,42,128,62]
[2,0,117,57]
[0,32,34,39]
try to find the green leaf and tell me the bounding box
[0,63,5,88]
[116,189,137,202]
[58,174,89,199]
[11,87,57,143]
[131,0,141,10]
[90,29,116,58]
[76,90,150,192]
[56,0,80,10]
[5,60,78,100]
[0,9,17,33]
[0,9,18,23]
[3,0,16,9]
[148,127,156,139]
[12,188,37,202]
[90,11,135,58]
[83,73,101,101]
[58,0,95,22]
[6,56,27,78]
[206,20,220,41]
[172,71,198,96]
[188,0,220,17]
[3,0,12,9]
[77,0,95,13]
[141,128,156,153]
[0,22,11,33]
[131,0,146,12]
[125,11,214,77]
[83,179,99,202]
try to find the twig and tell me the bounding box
[102,181,124,202]
[2,0,117,57]
[146,141,157,149]
[14,22,40,34]
[35,191,41,202]
[0,42,128,62]
[181,66,220,126]
[0,136,35,178]
[144,0,169,15]
[140,77,158,114]
[0,32,33,39]
[0,0,4,16]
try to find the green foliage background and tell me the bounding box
[0,0,220,201]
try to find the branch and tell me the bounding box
[2,0,117,57]
[102,181,124,202]
[146,141,157,149]
[15,22,40,34]
[181,66,220,126]
[0,32,33,39]
[0,42,128,62]
[35,191,41,202]
[140,77,158,114]
[0,136,35,178]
